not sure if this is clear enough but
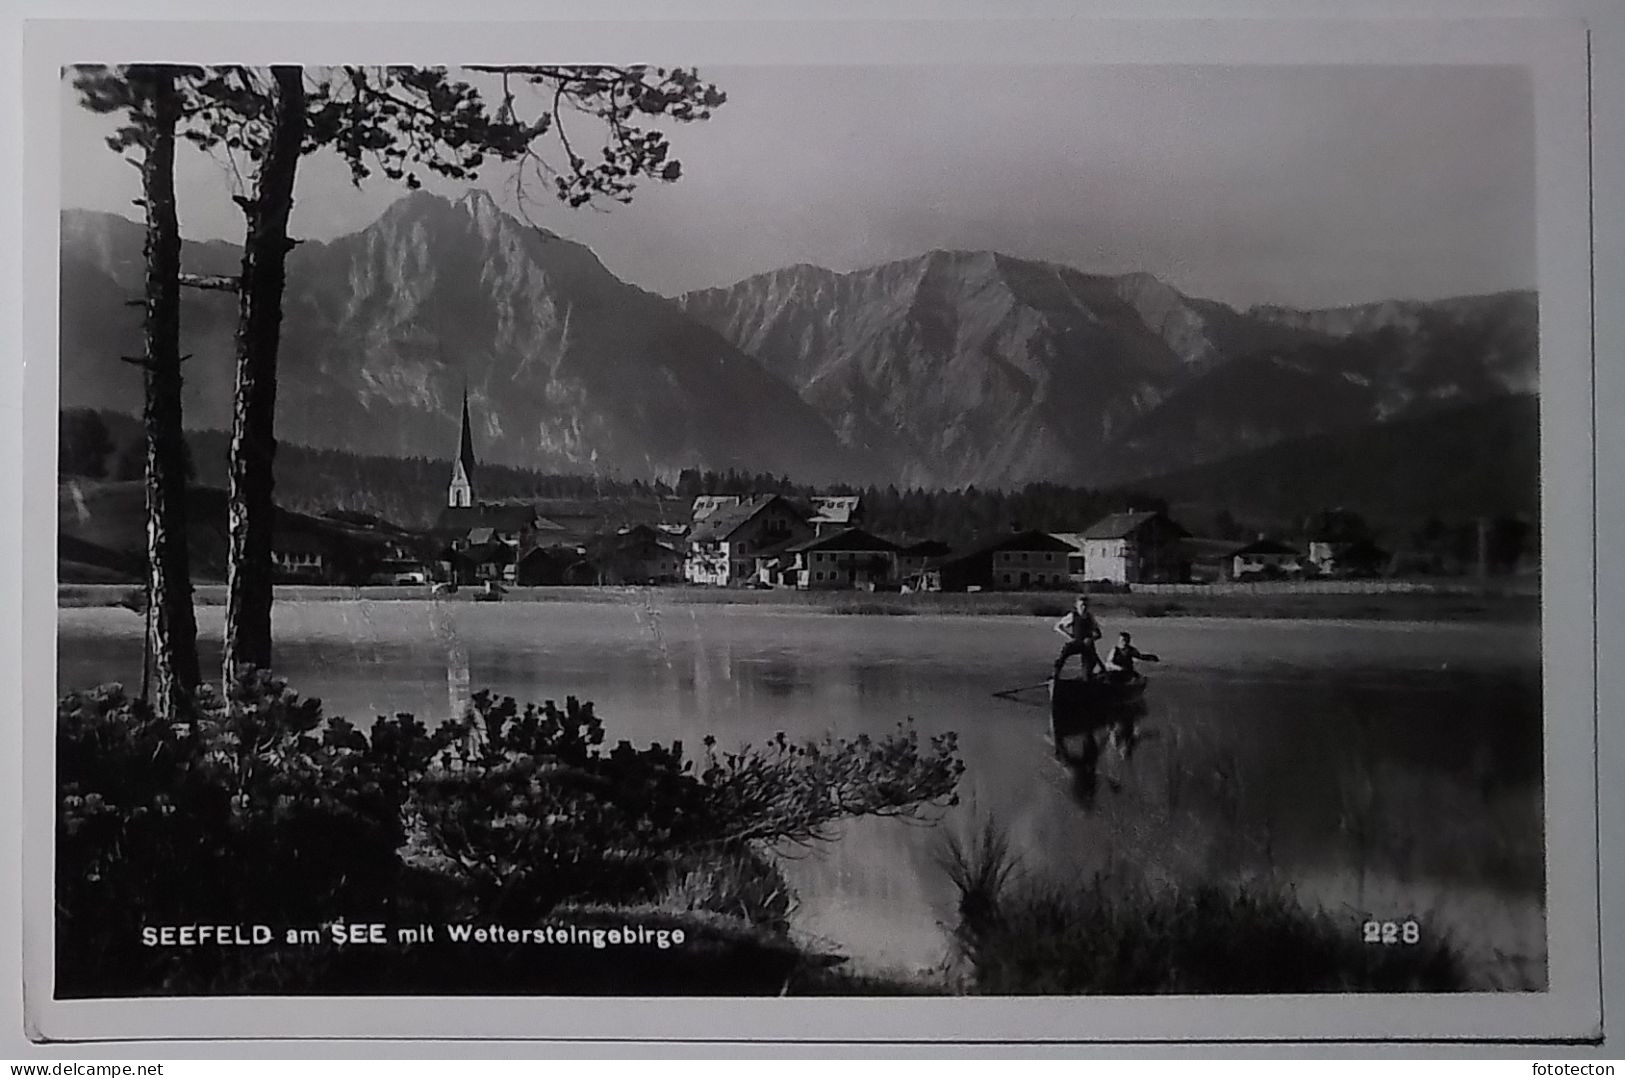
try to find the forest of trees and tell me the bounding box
[64,409,1170,550]
[64,407,1538,568]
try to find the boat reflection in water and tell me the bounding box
[1048,675,1155,809]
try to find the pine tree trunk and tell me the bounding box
[138,67,201,719]
[223,66,306,684]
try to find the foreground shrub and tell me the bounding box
[58,679,965,995]
[57,674,438,994]
[408,691,964,919]
[941,817,1466,995]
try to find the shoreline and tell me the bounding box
[58,581,1540,623]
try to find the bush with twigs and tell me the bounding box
[58,677,965,994]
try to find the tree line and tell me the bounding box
[63,412,1165,549]
[63,408,1536,567]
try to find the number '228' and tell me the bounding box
[1362,920,1421,945]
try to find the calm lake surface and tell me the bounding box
[57,599,1547,988]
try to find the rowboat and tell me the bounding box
[1048,673,1148,727]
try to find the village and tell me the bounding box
[255,396,1454,596]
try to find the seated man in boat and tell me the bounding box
[1104,631,1159,682]
[1052,596,1105,680]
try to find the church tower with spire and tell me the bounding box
[448,386,477,508]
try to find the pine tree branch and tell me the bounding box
[178,273,241,292]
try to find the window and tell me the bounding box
[815,571,824,581]
[1002,574,1012,584]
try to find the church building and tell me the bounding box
[432,388,560,582]
[448,389,477,508]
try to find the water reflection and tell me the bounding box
[56,601,1546,984]
[433,604,472,720]
[1050,699,1154,809]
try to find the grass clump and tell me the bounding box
[658,845,799,935]
[941,817,1467,995]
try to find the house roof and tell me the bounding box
[321,509,412,535]
[466,527,495,545]
[518,544,579,565]
[1316,538,1390,560]
[809,495,862,524]
[624,537,680,556]
[617,523,664,542]
[750,537,803,561]
[1231,538,1302,558]
[688,494,807,544]
[1082,511,1189,541]
[591,530,679,557]
[464,540,515,565]
[432,503,560,536]
[785,527,900,554]
[1182,537,1248,562]
[691,495,741,521]
[1049,532,1089,551]
[273,530,329,555]
[983,529,1078,554]
[934,530,1076,568]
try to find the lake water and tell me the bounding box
[56,599,1547,988]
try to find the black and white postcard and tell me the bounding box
[16,9,1605,1045]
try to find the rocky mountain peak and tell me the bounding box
[678,249,1539,488]
[58,191,1540,492]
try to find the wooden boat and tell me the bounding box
[1048,673,1147,726]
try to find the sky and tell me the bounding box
[58,63,1535,310]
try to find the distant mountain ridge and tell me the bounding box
[1131,395,1540,529]
[677,253,1537,488]
[60,191,1536,501]
[60,192,854,483]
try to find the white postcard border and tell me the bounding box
[15,10,1603,1045]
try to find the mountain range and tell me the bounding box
[59,191,1538,502]
[61,191,851,483]
[677,257,1536,487]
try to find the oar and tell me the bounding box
[992,680,1052,701]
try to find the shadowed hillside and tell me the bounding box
[1132,395,1538,530]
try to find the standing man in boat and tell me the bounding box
[1052,596,1105,680]
[1104,631,1160,682]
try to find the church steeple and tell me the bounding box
[449,384,477,508]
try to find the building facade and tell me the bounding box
[938,530,1075,591]
[584,526,685,584]
[1307,538,1390,578]
[270,531,331,582]
[684,495,814,586]
[786,527,899,590]
[1231,538,1305,579]
[1079,511,1191,584]
[897,539,952,590]
[1049,532,1090,584]
[987,531,1072,589]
